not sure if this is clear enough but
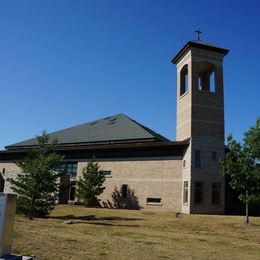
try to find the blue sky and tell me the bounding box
[0,0,259,149]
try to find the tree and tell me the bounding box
[220,118,260,223]
[8,131,64,219]
[76,159,105,207]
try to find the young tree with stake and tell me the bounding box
[8,131,64,219]
[220,118,260,223]
[76,158,105,207]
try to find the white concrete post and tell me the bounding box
[0,193,17,257]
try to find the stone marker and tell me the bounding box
[0,193,17,257]
[0,193,34,260]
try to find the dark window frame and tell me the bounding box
[212,151,217,159]
[121,184,128,198]
[194,181,204,205]
[146,198,161,204]
[183,160,186,168]
[212,182,221,205]
[195,150,201,168]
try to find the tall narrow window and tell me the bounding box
[212,183,221,205]
[183,160,186,168]
[180,65,188,96]
[183,181,189,204]
[194,181,204,204]
[212,151,217,159]
[121,184,128,198]
[195,150,201,167]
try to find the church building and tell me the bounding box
[0,38,230,214]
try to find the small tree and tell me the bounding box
[76,159,105,206]
[220,118,260,223]
[8,131,64,219]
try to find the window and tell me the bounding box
[183,181,189,204]
[212,183,221,205]
[194,181,204,204]
[147,198,161,204]
[180,64,188,96]
[99,170,112,177]
[195,150,201,167]
[56,162,78,178]
[121,184,128,198]
[212,151,217,159]
[66,163,77,177]
[183,160,186,168]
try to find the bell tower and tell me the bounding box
[172,36,229,214]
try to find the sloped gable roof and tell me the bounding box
[6,113,169,149]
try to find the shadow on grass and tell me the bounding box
[78,221,141,227]
[48,214,142,227]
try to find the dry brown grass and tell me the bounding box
[12,205,260,259]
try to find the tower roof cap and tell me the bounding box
[172,40,229,64]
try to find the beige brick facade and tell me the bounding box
[1,156,184,212]
[78,158,183,212]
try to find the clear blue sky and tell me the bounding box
[0,0,259,149]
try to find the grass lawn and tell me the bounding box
[12,205,260,260]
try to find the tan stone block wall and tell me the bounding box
[78,158,183,212]
[176,94,192,141]
[192,121,224,140]
[192,106,224,123]
[190,136,225,214]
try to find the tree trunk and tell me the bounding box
[245,190,249,224]
[29,186,36,220]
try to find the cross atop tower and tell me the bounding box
[195,28,202,40]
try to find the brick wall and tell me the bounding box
[78,158,183,212]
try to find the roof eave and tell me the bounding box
[0,139,190,158]
[171,41,229,64]
[5,137,169,151]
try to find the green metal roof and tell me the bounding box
[6,113,169,149]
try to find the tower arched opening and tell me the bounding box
[198,61,216,92]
